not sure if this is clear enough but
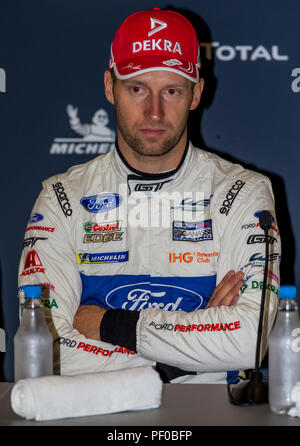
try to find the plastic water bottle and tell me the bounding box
[14,285,53,381]
[268,285,300,414]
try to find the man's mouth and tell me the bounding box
[139,128,165,137]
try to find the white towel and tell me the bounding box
[288,381,300,417]
[10,366,162,421]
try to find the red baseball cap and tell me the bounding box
[109,7,200,83]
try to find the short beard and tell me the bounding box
[115,106,188,158]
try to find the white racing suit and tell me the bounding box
[18,142,280,383]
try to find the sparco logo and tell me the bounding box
[105,283,204,311]
[52,182,72,217]
[219,180,245,216]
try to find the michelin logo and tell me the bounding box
[77,251,129,264]
[50,105,116,155]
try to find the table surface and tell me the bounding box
[1,382,300,426]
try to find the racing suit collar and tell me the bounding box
[112,139,193,193]
[114,138,190,180]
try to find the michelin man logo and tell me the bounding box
[66,105,115,141]
[50,105,116,155]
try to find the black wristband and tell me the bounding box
[156,363,197,383]
[100,309,140,352]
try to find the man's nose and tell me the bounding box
[145,94,164,121]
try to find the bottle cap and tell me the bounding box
[279,285,297,299]
[22,285,42,299]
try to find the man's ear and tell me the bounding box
[104,70,115,105]
[190,78,204,111]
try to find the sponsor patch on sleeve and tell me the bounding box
[77,251,129,264]
[172,219,213,242]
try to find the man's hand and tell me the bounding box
[205,270,244,308]
[66,104,78,120]
[73,305,107,340]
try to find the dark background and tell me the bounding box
[0,0,298,381]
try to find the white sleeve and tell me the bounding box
[134,178,280,373]
[18,184,153,376]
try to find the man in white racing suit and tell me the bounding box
[18,8,280,384]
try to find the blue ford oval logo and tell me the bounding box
[28,213,44,224]
[80,193,122,213]
[105,283,203,312]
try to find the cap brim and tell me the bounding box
[112,55,199,83]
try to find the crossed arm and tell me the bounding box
[73,270,245,341]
